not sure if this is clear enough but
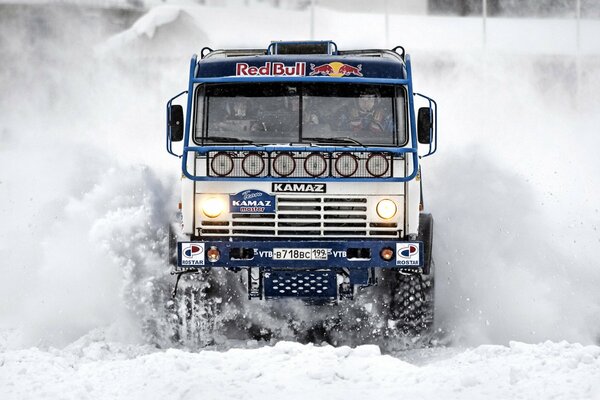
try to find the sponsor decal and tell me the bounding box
[236,62,306,77]
[309,62,363,77]
[272,183,326,193]
[396,243,420,266]
[181,243,205,266]
[230,190,276,214]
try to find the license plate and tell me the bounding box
[272,248,328,261]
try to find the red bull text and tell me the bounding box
[236,62,306,77]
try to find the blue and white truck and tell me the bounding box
[166,41,438,344]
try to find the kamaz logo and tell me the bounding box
[272,183,326,193]
[231,200,273,207]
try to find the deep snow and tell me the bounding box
[1,2,600,399]
[1,330,599,400]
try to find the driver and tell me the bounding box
[225,97,251,119]
[214,97,264,132]
[341,94,391,133]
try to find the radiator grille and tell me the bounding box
[199,196,400,238]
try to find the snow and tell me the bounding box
[2,2,600,399]
[132,6,180,39]
[1,331,599,400]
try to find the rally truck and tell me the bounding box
[165,41,438,345]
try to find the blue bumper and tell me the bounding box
[177,239,423,270]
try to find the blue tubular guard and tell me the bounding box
[181,145,418,182]
[179,54,422,183]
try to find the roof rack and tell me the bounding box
[202,48,266,59]
[199,43,406,62]
[338,48,405,63]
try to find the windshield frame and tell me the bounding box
[192,82,409,148]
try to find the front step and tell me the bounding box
[263,269,337,299]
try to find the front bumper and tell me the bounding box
[177,239,423,270]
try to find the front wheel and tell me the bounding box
[388,267,434,336]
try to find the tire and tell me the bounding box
[168,268,260,348]
[166,222,220,348]
[387,212,435,338]
[388,267,434,336]
[168,271,219,347]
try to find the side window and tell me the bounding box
[396,88,407,145]
[194,86,205,140]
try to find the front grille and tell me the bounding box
[199,196,400,238]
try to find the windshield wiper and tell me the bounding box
[303,137,365,146]
[202,136,254,144]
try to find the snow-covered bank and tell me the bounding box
[1,336,599,400]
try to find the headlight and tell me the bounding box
[202,197,226,218]
[335,153,358,177]
[211,152,234,176]
[242,152,265,177]
[273,152,295,177]
[366,153,389,177]
[376,199,397,220]
[304,153,327,177]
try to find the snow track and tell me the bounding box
[1,332,599,400]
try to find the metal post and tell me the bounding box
[576,0,581,53]
[576,0,581,103]
[482,0,487,48]
[384,0,389,48]
[310,0,315,40]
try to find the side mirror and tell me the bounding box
[169,105,184,142]
[417,107,432,144]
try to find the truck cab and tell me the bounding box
[166,41,437,340]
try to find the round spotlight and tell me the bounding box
[376,199,397,220]
[304,153,327,177]
[380,247,394,261]
[207,246,220,262]
[202,197,225,218]
[273,153,296,177]
[242,152,265,177]
[335,153,358,177]
[366,153,389,177]
[211,152,234,176]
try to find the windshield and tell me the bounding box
[195,83,406,146]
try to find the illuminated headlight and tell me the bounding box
[202,197,226,218]
[376,199,397,220]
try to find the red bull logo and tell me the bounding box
[309,62,363,77]
[236,62,306,77]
